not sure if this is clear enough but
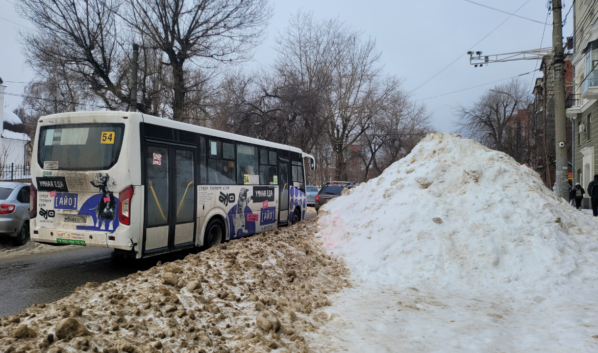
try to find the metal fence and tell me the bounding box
[0,163,31,182]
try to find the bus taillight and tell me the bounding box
[30,185,37,218]
[119,186,134,225]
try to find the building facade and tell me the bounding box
[0,83,31,170]
[566,0,598,199]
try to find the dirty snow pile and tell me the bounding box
[0,220,350,353]
[0,240,75,260]
[313,133,598,352]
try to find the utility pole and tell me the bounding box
[552,0,568,199]
[129,44,139,112]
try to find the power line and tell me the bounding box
[562,0,574,27]
[464,0,550,25]
[2,91,106,109]
[415,69,538,102]
[0,16,33,30]
[412,0,531,93]
[529,9,551,93]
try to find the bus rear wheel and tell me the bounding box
[291,208,301,225]
[205,218,224,248]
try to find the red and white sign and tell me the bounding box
[262,200,268,209]
[247,214,259,222]
[49,190,57,197]
[153,153,162,166]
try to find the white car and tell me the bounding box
[0,182,31,245]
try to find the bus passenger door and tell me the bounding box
[172,148,195,248]
[278,159,289,225]
[145,144,170,252]
[144,144,196,254]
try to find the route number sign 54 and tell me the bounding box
[101,131,115,144]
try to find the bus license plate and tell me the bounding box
[64,215,87,224]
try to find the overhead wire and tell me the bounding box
[415,69,539,102]
[562,0,574,26]
[2,91,107,109]
[464,0,549,25]
[411,0,531,93]
[0,16,34,30]
[529,8,552,93]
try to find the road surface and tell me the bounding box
[0,210,317,317]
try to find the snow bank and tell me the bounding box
[314,133,598,351]
[318,133,598,293]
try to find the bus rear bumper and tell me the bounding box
[31,223,135,251]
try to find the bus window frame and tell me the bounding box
[37,123,126,171]
[207,138,236,185]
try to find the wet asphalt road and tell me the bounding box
[0,210,317,318]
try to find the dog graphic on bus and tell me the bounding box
[228,187,256,238]
[89,173,117,231]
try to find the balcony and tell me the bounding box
[582,69,598,100]
[582,42,598,100]
[566,94,582,117]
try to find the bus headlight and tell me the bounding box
[119,186,134,225]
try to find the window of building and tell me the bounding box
[579,122,582,146]
[588,115,592,141]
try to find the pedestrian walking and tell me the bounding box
[573,183,585,210]
[588,174,598,216]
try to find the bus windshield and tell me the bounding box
[38,123,125,171]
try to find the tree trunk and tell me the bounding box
[334,147,347,180]
[172,61,186,121]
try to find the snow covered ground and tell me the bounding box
[0,220,350,352]
[0,237,75,260]
[314,133,598,352]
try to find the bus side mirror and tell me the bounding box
[310,158,315,171]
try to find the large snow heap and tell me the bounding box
[317,133,598,294]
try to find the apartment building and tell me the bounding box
[566,0,598,198]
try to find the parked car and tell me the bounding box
[0,182,31,245]
[306,185,320,206]
[315,182,356,211]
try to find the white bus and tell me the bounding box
[29,111,314,258]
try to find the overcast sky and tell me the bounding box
[0,0,573,132]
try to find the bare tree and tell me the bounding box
[17,0,137,110]
[456,78,530,156]
[124,0,271,121]
[359,91,431,180]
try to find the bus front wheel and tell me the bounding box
[205,218,225,248]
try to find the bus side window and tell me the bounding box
[259,165,277,185]
[237,144,258,185]
[291,162,305,192]
[199,136,207,184]
[207,140,236,185]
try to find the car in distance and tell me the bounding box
[315,182,356,211]
[306,185,319,206]
[0,182,31,245]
